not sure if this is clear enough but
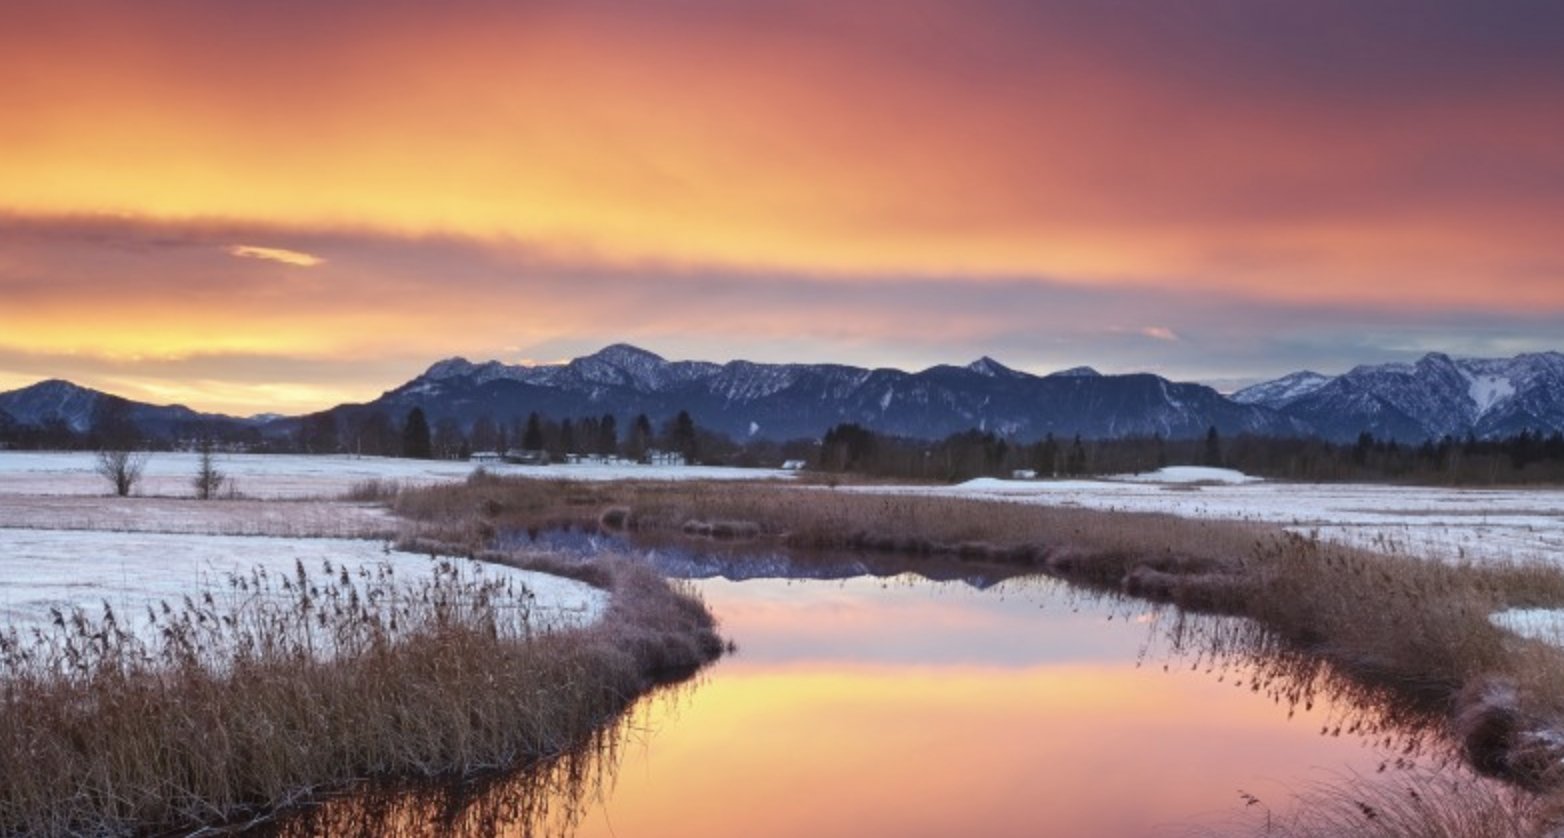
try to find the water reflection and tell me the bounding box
[264,544,1475,837]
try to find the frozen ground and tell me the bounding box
[1111,466,1261,485]
[0,452,653,646]
[0,529,607,638]
[1490,608,1564,647]
[849,473,1564,566]
[0,451,792,499]
[0,496,395,537]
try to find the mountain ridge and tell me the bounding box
[5,346,1564,446]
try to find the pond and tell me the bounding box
[271,535,1479,836]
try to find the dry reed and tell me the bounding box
[0,550,721,835]
[392,476,1564,794]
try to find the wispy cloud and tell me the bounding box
[227,245,323,267]
[1140,326,1180,342]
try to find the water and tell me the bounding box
[275,536,1472,836]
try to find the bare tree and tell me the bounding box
[193,440,226,500]
[96,449,149,497]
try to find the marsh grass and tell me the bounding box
[0,550,721,835]
[1221,767,1547,838]
[393,476,1564,794]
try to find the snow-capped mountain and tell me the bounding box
[0,380,103,433]
[1231,371,1332,409]
[0,379,257,439]
[11,346,1560,448]
[1235,352,1564,441]
[348,344,1304,442]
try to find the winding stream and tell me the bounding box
[270,536,1486,836]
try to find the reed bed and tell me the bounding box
[393,475,1564,795]
[0,550,721,835]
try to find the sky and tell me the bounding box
[3,0,1563,416]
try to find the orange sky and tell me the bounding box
[3,0,1563,414]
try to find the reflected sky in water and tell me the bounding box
[565,573,1424,837]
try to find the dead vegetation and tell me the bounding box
[0,551,721,835]
[392,474,1564,797]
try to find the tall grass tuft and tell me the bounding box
[0,551,721,835]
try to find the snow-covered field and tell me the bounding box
[0,451,792,499]
[0,452,652,644]
[0,529,607,638]
[0,496,395,537]
[851,469,1564,566]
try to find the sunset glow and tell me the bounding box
[4,0,1563,413]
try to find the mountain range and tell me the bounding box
[3,346,1563,446]
[1232,351,1564,442]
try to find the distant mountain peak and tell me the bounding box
[424,357,478,380]
[965,356,1016,378]
[588,343,666,365]
[1231,370,1332,408]
[1237,351,1564,441]
[1049,366,1101,378]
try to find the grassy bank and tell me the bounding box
[392,475,1564,795]
[0,552,721,835]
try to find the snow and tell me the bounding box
[1466,373,1516,418]
[0,529,607,638]
[1490,608,1564,647]
[0,451,728,652]
[0,496,395,538]
[0,452,792,499]
[1112,466,1261,485]
[849,477,1564,566]
[1231,371,1332,407]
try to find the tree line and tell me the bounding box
[8,397,1564,484]
[814,423,1564,485]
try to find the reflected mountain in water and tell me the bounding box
[497,526,1015,589]
[259,542,1487,838]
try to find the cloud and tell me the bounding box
[0,1,1561,307]
[3,215,1562,415]
[227,245,323,267]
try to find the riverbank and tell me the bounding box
[0,451,728,835]
[0,548,719,835]
[392,474,1564,805]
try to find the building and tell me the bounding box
[504,449,549,465]
[469,451,504,464]
[645,448,687,467]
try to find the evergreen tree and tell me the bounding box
[558,418,576,456]
[1065,435,1088,475]
[1033,433,1059,476]
[1203,426,1223,467]
[598,414,618,456]
[402,407,433,459]
[522,412,544,451]
[669,410,698,462]
[627,414,653,461]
